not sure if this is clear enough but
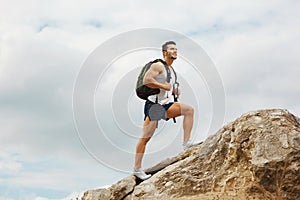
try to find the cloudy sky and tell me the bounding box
[1,0,299,199]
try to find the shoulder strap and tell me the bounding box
[170,66,177,83]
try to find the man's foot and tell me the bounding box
[133,168,151,180]
[182,140,201,150]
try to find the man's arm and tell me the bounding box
[143,62,172,91]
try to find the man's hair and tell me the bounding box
[162,41,176,51]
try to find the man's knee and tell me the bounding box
[184,105,194,116]
[189,106,194,115]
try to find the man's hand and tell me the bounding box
[163,82,172,91]
[173,87,181,96]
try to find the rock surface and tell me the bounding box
[82,109,300,200]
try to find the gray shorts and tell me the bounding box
[144,100,174,121]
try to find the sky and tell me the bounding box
[1,0,300,199]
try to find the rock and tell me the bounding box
[145,156,179,175]
[82,176,136,200]
[129,109,300,199]
[82,109,300,200]
[109,175,136,199]
[82,188,111,200]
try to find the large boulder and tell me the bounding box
[83,109,300,200]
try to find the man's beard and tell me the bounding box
[167,52,177,60]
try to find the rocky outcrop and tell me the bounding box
[82,109,300,200]
[82,176,136,200]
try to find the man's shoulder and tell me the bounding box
[150,61,165,71]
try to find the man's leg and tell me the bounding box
[166,102,194,142]
[134,117,157,169]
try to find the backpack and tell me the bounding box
[135,59,172,100]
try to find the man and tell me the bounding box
[133,41,194,180]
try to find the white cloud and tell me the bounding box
[0,152,22,173]
[35,197,49,200]
[61,191,84,200]
[0,161,22,174]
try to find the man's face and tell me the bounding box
[164,44,177,60]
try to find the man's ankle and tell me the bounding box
[183,139,193,150]
[133,168,151,180]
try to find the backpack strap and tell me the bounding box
[170,67,180,124]
[170,66,177,83]
[170,67,179,102]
